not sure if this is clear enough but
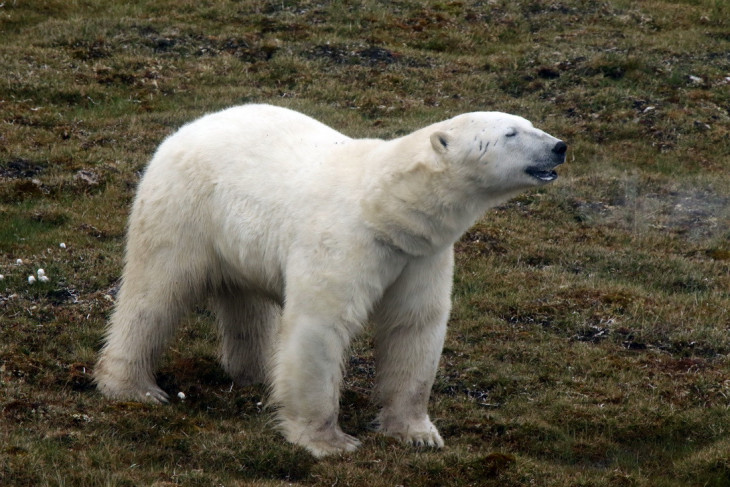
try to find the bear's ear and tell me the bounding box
[430,131,450,154]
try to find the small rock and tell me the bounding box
[689,75,703,84]
[74,169,100,187]
[537,66,560,79]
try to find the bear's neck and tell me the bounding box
[361,141,499,257]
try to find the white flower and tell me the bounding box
[39,276,50,283]
[0,274,4,280]
[16,259,23,265]
[60,243,67,249]
[28,275,36,284]
[177,392,186,400]
[37,269,45,277]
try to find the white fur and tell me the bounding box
[95,104,565,456]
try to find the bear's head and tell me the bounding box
[429,112,566,195]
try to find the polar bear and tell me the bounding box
[95,104,566,456]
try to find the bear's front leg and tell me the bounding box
[271,310,364,457]
[271,242,404,456]
[373,248,454,449]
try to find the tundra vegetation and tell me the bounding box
[1,1,729,486]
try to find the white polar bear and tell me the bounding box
[95,104,566,456]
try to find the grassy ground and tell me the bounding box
[1,0,729,485]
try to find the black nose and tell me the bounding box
[552,141,567,155]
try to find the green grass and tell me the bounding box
[2,0,729,485]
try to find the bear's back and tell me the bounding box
[142,104,353,192]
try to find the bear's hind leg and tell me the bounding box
[211,290,279,386]
[95,266,201,403]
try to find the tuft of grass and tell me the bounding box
[2,0,729,486]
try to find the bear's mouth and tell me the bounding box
[525,167,558,182]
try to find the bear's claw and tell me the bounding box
[304,431,362,457]
[141,386,169,404]
[377,416,445,450]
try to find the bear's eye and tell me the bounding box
[505,128,517,138]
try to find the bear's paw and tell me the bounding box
[377,416,444,449]
[280,417,361,457]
